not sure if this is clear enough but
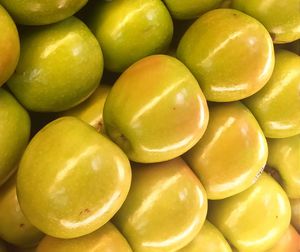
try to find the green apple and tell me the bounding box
[266,225,300,252]
[36,222,132,252]
[243,50,300,138]
[0,88,30,186]
[17,117,131,239]
[0,174,44,248]
[290,198,300,233]
[0,0,87,25]
[61,84,111,134]
[162,0,223,19]
[177,8,274,102]
[208,172,291,252]
[103,54,209,163]
[8,16,103,112]
[0,4,19,86]
[231,0,300,43]
[184,102,268,200]
[177,220,232,252]
[266,134,300,198]
[85,0,173,72]
[113,158,208,252]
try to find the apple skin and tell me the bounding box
[0,175,44,248]
[85,0,173,72]
[17,117,131,239]
[0,0,87,25]
[177,8,274,102]
[177,220,232,252]
[112,157,208,252]
[0,88,30,186]
[103,54,209,163]
[208,172,291,252]
[184,102,268,200]
[36,222,132,252]
[8,16,103,112]
[231,0,300,44]
[162,0,223,20]
[266,225,300,252]
[290,198,300,233]
[243,50,300,138]
[266,134,300,198]
[61,84,111,134]
[0,4,19,87]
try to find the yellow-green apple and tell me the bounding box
[0,174,43,248]
[243,50,300,138]
[113,157,208,252]
[17,117,131,239]
[184,102,268,199]
[8,17,103,112]
[36,222,132,252]
[61,84,111,134]
[231,0,300,43]
[0,4,19,86]
[0,0,87,25]
[177,220,232,252]
[177,8,274,102]
[290,198,300,233]
[85,0,173,72]
[208,172,291,252]
[266,134,300,198]
[0,88,30,186]
[103,54,209,163]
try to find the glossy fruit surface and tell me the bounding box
[267,134,300,198]
[232,0,300,43]
[290,198,300,233]
[266,225,300,252]
[177,220,232,252]
[104,54,209,163]
[0,88,30,186]
[62,84,111,134]
[0,0,87,25]
[8,16,103,112]
[113,158,207,252]
[208,173,291,252]
[0,175,43,248]
[163,0,223,20]
[244,50,300,138]
[177,8,274,102]
[36,222,132,252]
[17,117,131,238]
[0,4,19,87]
[86,0,173,72]
[184,102,267,199]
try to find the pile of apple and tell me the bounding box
[0,0,300,251]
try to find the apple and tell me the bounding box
[113,157,208,252]
[177,8,274,102]
[266,134,300,198]
[36,222,132,252]
[0,88,30,186]
[61,84,111,134]
[231,0,300,43]
[17,117,131,239]
[0,0,88,25]
[208,172,291,252]
[0,174,44,248]
[177,220,232,252]
[290,198,300,233]
[85,0,173,72]
[183,101,268,200]
[103,54,209,163]
[243,50,300,138]
[162,0,223,20]
[8,16,103,112]
[0,4,19,87]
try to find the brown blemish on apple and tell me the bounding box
[19,223,25,228]
[80,208,90,216]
